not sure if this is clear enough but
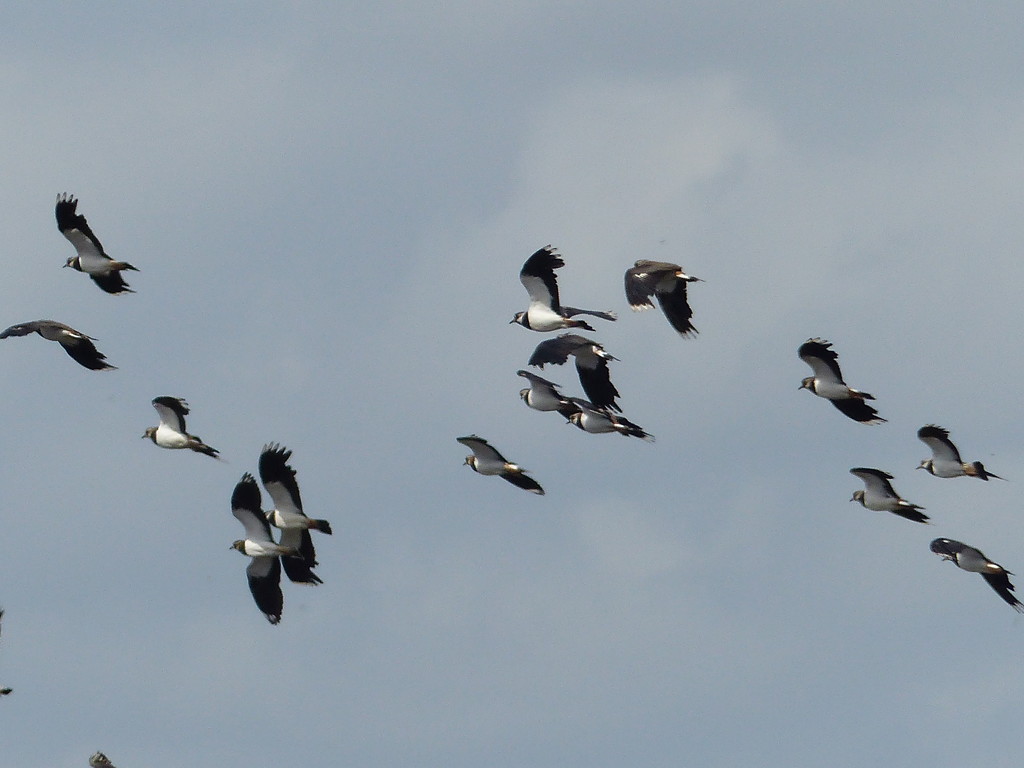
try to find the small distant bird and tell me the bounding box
[917,425,1003,480]
[0,609,10,696]
[930,538,1024,612]
[624,260,702,337]
[528,333,621,412]
[0,320,115,370]
[143,397,220,459]
[798,338,884,424]
[56,193,138,294]
[88,752,116,768]
[230,473,301,624]
[567,399,654,441]
[510,245,616,332]
[516,369,579,418]
[849,468,928,523]
[457,435,544,494]
[259,444,330,586]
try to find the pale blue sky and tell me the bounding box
[2,3,1024,766]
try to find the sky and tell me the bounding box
[2,2,1024,766]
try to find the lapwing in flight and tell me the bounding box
[917,425,1003,480]
[89,752,116,768]
[0,320,115,370]
[849,468,928,523]
[566,399,654,441]
[528,333,621,412]
[230,473,301,624]
[511,245,616,332]
[259,444,330,586]
[930,538,1024,612]
[143,397,220,459]
[56,193,138,294]
[624,260,702,337]
[457,435,544,495]
[516,369,579,418]
[798,338,884,424]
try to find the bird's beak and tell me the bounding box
[848,494,856,502]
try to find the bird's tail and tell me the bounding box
[311,519,333,535]
[970,461,1004,481]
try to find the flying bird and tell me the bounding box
[516,369,579,418]
[259,443,330,586]
[510,245,616,332]
[0,609,10,696]
[143,397,220,459]
[624,260,702,336]
[457,435,544,494]
[848,468,928,523]
[230,473,301,624]
[917,425,1003,480]
[528,333,621,412]
[930,538,1024,612]
[798,338,884,424]
[88,752,116,768]
[0,320,115,370]
[56,193,138,294]
[567,399,654,441]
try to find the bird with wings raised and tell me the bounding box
[0,320,116,371]
[528,333,621,413]
[457,435,544,495]
[143,397,220,459]
[624,260,702,337]
[259,443,331,586]
[798,338,884,424]
[230,473,301,624]
[510,246,616,332]
[849,468,928,523]
[56,193,138,294]
[930,538,1023,612]
[916,425,1003,480]
[516,369,579,418]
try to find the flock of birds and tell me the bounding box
[797,338,1022,612]
[458,246,700,492]
[0,196,339,765]
[1,212,1017,763]
[457,245,1023,616]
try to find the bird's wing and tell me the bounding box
[231,474,273,543]
[519,245,563,311]
[502,471,544,495]
[654,279,696,336]
[829,398,885,424]
[981,571,1024,612]
[245,555,284,624]
[259,443,306,518]
[573,346,621,412]
[152,397,189,432]
[917,425,962,463]
[798,338,845,385]
[90,271,134,294]
[278,527,322,584]
[624,261,672,309]
[456,435,507,464]
[56,332,115,371]
[850,467,897,496]
[55,193,107,259]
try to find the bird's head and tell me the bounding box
[229,540,247,554]
[916,459,931,472]
[509,312,526,326]
[799,376,814,391]
[929,538,960,562]
[518,388,530,403]
[463,455,475,468]
[62,257,76,269]
[142,427,157,441]
[850,490,864,504]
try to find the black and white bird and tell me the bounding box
[798,338,884,424]
[457,435,544,495]
[259,444,330,586]
[143,397,220,459]
[849,468,928,523]
[567,399,654,441]
[510,245,616,332]
[516,369,579,418]
[917,425,1003,480]
[0,320,115,370]
[528,333,621,412]
[56,194,138,294]
[624,260,702,337]
[89,752,116,768]
[0,609,10,696]
[230,473,300,624]
[930,538,1024,612]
